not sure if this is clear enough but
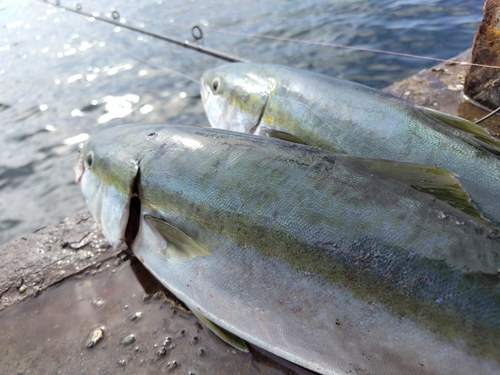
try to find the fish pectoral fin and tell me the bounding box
[353,158,486,221]
[261,95,344,153]
[262,127,309,145]
[420,107,500,157]
[191,309,249,353]
[144,215,212,260]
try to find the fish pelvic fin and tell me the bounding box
[191,309,249,353]
[144,215,212,260]
[353,158,486,221]
[420,107,500,157]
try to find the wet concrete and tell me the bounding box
[0,213,315,375]
[0,211,123,312]
[384,48,500,135]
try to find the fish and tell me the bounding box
[76,124,500,375]
[200,63,500,226]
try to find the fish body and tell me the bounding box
[201,63,500,226]
[76,124,500,375]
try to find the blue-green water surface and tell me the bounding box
[0,0,482,245]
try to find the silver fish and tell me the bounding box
[200,63,500,226]
[76,124,500,375]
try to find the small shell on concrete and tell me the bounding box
[87,327,105,348]
[130,311,143,321]
[121,333,135,345]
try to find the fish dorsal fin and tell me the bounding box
[191,309,249,353]
[352,158,486,221]
[420,107,500,157]
[262,128,309,145]
[144,215,212,260]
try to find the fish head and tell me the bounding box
[201,63,275,134]
[75,125,170,247]
[75,130,139,246]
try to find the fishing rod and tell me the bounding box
[34,0,247,63]
[34,0,500,123]
[38,0,487,69]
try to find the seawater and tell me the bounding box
[0,0,482,245]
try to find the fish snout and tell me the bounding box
[200,78,211,106]
[74,152,85,184]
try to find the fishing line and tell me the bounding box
[34,0,246,63]
[166,21,500,71]
[203,27,500,121]
[462,94,500,124]
[213,29,497,70]
[37,0,500,70]
[474,106,500,124]
[35,0,500,119]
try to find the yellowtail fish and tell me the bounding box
[76,124,500,375]
[200,63,500,226]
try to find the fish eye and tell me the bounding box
[86,151,94,168]
[211,77,221,94]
